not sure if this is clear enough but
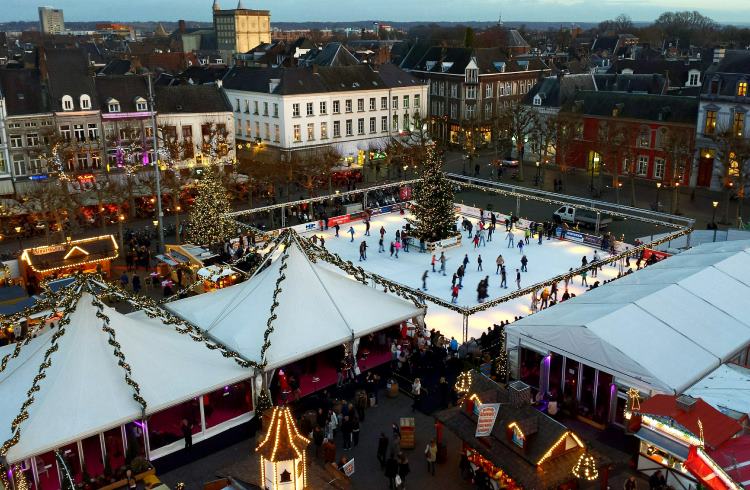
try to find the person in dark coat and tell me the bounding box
[398,453,411,488]
[181,419,193,449]
[377,432,389,469]
[385,455,399,489]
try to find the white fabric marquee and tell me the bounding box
[506,240,750,394]
[167,241,425,370]
[0,293,251,463]
[685,363,750,418]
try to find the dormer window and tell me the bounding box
[80,94,91,110]
[533,94,542,106]
[62,95,73,111]
[465,68,478,84]
[441,62,453,73]
[687,70,700,87]
[108,98,121,113]
[135,97,148,112]
[710,78,721,95]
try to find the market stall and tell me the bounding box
[197,264,239,291]
[435,371,598,490]
[20,235,118,291]
[156,243,219,289]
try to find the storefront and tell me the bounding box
[19,235,118,291]
[157,243,220,289]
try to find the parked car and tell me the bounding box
[553,206,612,229]
[491,157,520,168]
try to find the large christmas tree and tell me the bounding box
[407,148,456,241]
[187,165,235,246]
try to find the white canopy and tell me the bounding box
[167,241,424,370]
[685,363,750,418]
[507,240,750,394]
[0,293,251,463]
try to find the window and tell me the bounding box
[466,86,477,99]
[655,127,667,149]
[263,102,268,116]
[431,82,437,95]
[264,123,270,141]
[59,125,71,141]
[369,98,376,111]
[292,103,300,117]
[688,71,700,87]
[357,118,365,135]
[333,120,341,138]
[450,103,457,119]
[414,94,421,109]
[135,98,148,112]
[346,119,353,136]
[255,121,260,139]
[253,101,259,114]
[8,123,20,129]
[321,122,328,139]
[88,124,99,140]
[369,117,376,133]
[450,83,458,98]
[306,102,314,116]
[320,101,327,115]
[74,125,85,142]
[392,114,399,131]
[345,100,352,113]
[13,155,26,176]
[293,124,301,142]
[357,99,365,112]
[77,154,88,170]
[9,134,22,148]
[333,100,340,114]
[403,115,409,131]
[274,124,280,142]
[245,120,252,137]
[466,68,478,83]
[307,123,314,141]
[637,155,649,176]
[243,100,249,113]
[62,95,73,111]
[26,133,40,146]
[484,103,492,119]
[91,154,101,169]
[485,84,493,98]
[466,104,476,119]
[80,94,91,110]
[403,95,409,109]
[638,126,650,148]
[381,116,388,132]
[705,110,717,135]
[392,96,398,110]
[28,157,43,175]
[738,81,748,97]
[0,153,5,173]
[108,99,120,113]
[734,112,745,137]
[381,97,388,110]
[654,158,665,179]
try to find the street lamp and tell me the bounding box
[655,182,662,211]
[118,215,125,250]
[712,201,719,242]
[175,205,182,244]
[590,154,599,193]
[616,182,623,204]
[14,226,23,252]
[535,161,541,187]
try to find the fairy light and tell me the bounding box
[21,235,119,274]
[538,431,575,465]
[256,406,310,489]
[508,422,526,440]
[569,431,585,448]
[572,451,599,481]
[455,370,472,395]
[641,415,702,447]
[693,446,744,490]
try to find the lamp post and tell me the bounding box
[655,182,662,211]
[590,154,599,194]
[616,182,622,204]
[712,200,719,242]
[535,161,541,187]
[175,205,181,244]
[118,215,125,251]
[14,226,22,253]
[147,74,165,253]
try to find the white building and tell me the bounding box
[222,63,428,165]
[692,52,750,190]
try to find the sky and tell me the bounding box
[1,0,747,24]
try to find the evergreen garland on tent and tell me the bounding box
[495,324,509,383]
[187,165,235,246]
[406,148,456,241]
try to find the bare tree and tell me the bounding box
[549,111,581,191]
[498,102,539,181]
[661,127,693,214]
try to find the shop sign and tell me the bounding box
[583,234,603,248]
[291,221,319,233]
[475,403,501,438]
[325,214,352,227]
[564,231,584,243]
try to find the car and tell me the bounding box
[491,157,519,168]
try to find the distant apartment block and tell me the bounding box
[38,6,65,35]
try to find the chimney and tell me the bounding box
[676,395,697,412]
[508,380,532,408]
[178,20,186,33]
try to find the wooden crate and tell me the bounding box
[400,417,415,449]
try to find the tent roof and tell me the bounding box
[0,292,250,463]
[507,241,750,394]
[685,364,750,418]
[167,239,424,370]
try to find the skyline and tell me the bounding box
[1,0,748,25]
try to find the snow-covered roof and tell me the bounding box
[685,363,750,418]
[167,239,424,370]
[0,292,250,463]
[506,240,750,394]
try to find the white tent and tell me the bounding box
[0,292,251,463]
[167,240,425,370]
[506,240,750,394]
[685,364,750,418]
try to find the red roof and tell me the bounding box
[712,436,750,489]
[638,395,741,450]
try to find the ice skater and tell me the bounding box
[422,270,429,291]
[473,233,480,249]
[530,289,539,313]
[380,226,386,240]
[451,284,459,304]
[521,255,528,272]
[462,254,470,270]
[431,254,437,272]
[517,239,524,254]
[479,228,486,246]
[500,265,508,289]
[365,220,371,236]
[580,269,588,286]
[541,287,550,308]
[359,241,368,261]
[524,228,530,245]
[516,269,522,289]
[348,226,355,242]
[495,254,504,274]
[488,223,494,242]
[457,265,465,288]
[389,241,395,257]
[320,236,325,248]
[477,254,483,271]
[439,252,447,276]
[379,236,385,252]
[394,240,401,258]
[551,281,558,301]
[506,230,515,248]
[335,223,340,237]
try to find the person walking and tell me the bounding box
[398,453,411,489]
[530,289,539,313]
[385,454,399,489]
[411,378,422,412]
[425,440,438,476]
[341,415,352,450]
[431,254,437,272]
[377,433,389,469]
[120,271,129,289]
[521,255,528,272]
[352,415,361,447]
[541,287,550,308]
[551,281,558,301]
[500,265,508,288]
[495,254,504,274]
[421,270,429,291]
[516,269,522,289]
[348,226,355,242]
[181,419,193,449]
[477,254,483,271]
[506,230,514,248]
[439,252,447,276]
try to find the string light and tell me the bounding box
[507,422,526,440]
[455,370,472,395]
[406,147,458,241]
[537,431,580,465]
[572,451,599,481]
[255,406,310,490]
[20,235,119,274]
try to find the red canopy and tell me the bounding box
[712,437,750,489]
[685,445,745,490]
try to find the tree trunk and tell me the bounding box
[517,144,525,181]
[722,187,731,224]
[671,186,681,215]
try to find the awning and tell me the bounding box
[635,428,690,460]
[685,445,745,490]
[155,254,180,267]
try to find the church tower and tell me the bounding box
[213,0,271,64]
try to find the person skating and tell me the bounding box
[365,219,371,236]
[521,255,528,272]
[451,273,458,289]
[439,252,447,276]
[541,287,550,308]
[500,265,508,288]
[348,226,355,242]
[359,241,368,261]
[530,289,539,313]
[394,240,401,258]
[516,269,522,289]
[421,270,429,291]
[479,228,486,246]
[477,254,483,271]
[431,254,436,272]
[390,241,395,257]
[379,236,385,252]
[462,254,470,270]
[473,233,480,249]
[581,255,588,267]
[488,223,494,242]
[495,254,504,274]
[451,284,459,303]
[335,223,340,237]
[517,239,524,254]
[402,231,410,252]
[506,229,515,248]
[457,265,465,288]
[551,281,558,301]
[581,269,588,286]
[524,228,531,245]
[320,236,325,248]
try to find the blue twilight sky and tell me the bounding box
[0,0,747,24]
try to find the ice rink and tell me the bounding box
[304,210,618,341]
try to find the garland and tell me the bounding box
[259,238,290,366]
[91,295,147,415]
